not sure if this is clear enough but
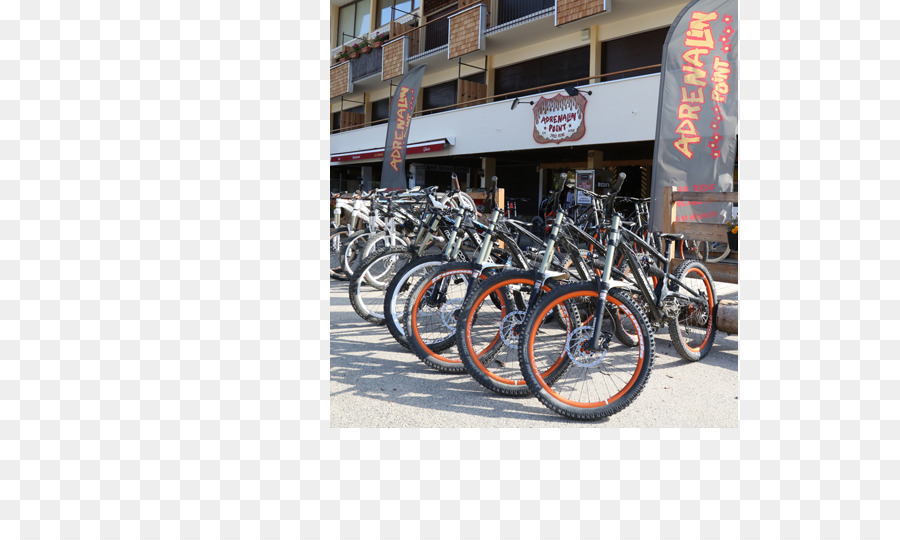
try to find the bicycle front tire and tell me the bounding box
[518,283,654,420]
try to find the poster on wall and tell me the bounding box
[575,170,595,205]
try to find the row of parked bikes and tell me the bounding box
[329,173,720,420]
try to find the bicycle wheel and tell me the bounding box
[340,230,372,277]
[634,226,661,255]
[383,255,447,350]
[705,242,730,263]
[519,283,654,420]
[456,270,569,396]
[362,230,409,261]
[404,262,483,373]
[668,260,718,361]
[348,246,414,325]
[678,239,709,262]
[329,226,351,281]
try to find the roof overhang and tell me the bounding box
[330,137,455,165]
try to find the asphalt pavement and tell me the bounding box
[330,277,738,428]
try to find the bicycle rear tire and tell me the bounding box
[668,260,718,361]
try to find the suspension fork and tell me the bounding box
[415,211,442,257]
[425,209,468,304]
[589,215,622,350]
[442,208,466,260]
[515,210,568,315]
[475,207,503,265]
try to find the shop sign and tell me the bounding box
[532,93,587,144]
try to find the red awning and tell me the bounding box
[330,138,453,164]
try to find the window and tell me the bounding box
[378,0,420,27]
[337,0,372,45]
[600,27,669,81]
[422,79,457,114]
[371,97,390,125]
[494,46,590,99]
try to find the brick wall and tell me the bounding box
[448,5,483,59]
[382,38,406,80]
[556,0,607,26]
[330,62,350,99]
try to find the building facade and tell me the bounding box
[330,0,712,216]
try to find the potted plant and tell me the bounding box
[359,37,371,54]
[336,50,349,63]
[372,33,387,48]
[349,43,361,59]
[726,217,738,251]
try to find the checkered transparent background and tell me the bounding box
[0,0,892,538]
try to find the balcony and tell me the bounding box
[350,46,383,82]
[496,0,554,25]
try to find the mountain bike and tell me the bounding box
[453,201,614,396]
[517,175,718,420]
[402,180,580,373]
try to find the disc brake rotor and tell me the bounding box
[499,310,526,349]
[565,325,611,368]
[440,299,463,330]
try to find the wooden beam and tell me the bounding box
[538,162,588,170]
[672,222,729,243]
[662,186,676,234]
[662,186,677,262]
[671,191,738,203]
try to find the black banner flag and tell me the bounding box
[649,0,738,232]
[380,65,426,189]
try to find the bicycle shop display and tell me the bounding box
[330,173,722,420]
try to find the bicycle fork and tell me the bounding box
[589,215,621,351]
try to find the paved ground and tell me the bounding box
[330,278,738,428]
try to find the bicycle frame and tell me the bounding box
[588,219,710,345]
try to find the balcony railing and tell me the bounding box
[496,0,554,25]
[350,47,383,82]
[391,8,458,59]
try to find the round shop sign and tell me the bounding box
[532,93,587,144]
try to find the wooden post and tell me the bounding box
[665,188,739,284]
[662,186,676,261]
